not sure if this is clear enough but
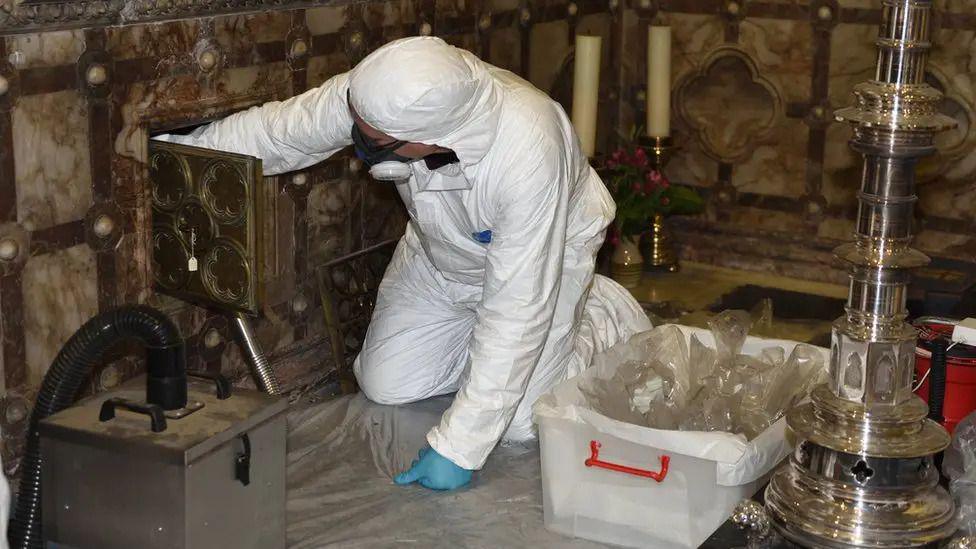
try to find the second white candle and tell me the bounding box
[572,34,602,157]
[646,25,672,137]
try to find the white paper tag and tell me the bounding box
[188,256,198,272]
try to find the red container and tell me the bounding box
[913,320,976,434]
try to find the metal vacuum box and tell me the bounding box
[39,376,288,549]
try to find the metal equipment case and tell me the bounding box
[39,376,287,549]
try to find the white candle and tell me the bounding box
[572,34,602,157]
[646,25,672,137]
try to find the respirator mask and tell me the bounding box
[350,123,416,181]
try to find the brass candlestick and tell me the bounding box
[638,135,679,273]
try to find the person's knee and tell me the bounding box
[353,351,416,405]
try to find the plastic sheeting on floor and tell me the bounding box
[286,393,609,548]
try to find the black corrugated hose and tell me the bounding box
[7,305,187,549]
[928,337,948,426]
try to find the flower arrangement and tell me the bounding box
[603,146,704,244]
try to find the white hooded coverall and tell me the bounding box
[156,37,651,470]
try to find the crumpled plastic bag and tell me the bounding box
[577,309,825,440]
[946,411,976,536]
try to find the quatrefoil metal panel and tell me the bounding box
[149,140,265,314]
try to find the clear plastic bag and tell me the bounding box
[947,411,976,536]
[577,315,825,441]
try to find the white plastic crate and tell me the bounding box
[533,324,829,548]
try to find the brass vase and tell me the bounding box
[610,235,643,289]
[640,213,679,273]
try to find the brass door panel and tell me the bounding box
[149,141,264,315]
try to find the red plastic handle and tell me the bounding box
[584,440,669,482]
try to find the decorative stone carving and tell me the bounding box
[675,47,781,163]
[0,0,369,35]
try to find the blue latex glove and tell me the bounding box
[394,447,473,490]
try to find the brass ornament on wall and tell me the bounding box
[810,0,838,29]
[0,223,29,274]
[0,59,17,111]
[674,47,782,163]
[84,202,124,251]
[149,141,264,314]
[77,49,112,99]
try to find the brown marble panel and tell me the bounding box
[489,0,522,12]
[18,65,75,96]
[12,90,92,232]
[487,25,521,69]
[0,271,26,390]
[22,244,98,387]
[215,11,294,49]
[105,19,199,61]
[0,40,14,225]
[307,52,351,88]
[307,5,350,34]
[7,30,85,68]
[528,19,570,91]
[29,220,85,254]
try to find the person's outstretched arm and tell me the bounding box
[153,73,353,176]
[426,130,570,471]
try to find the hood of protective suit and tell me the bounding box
[348,37,503,166]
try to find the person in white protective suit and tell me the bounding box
[156,36,651,490]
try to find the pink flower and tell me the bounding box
[606,159,618,169]
[631,182,643,195]
[608,225,620,246]
[632,147,649,168]
[661,196,670,206]
[610,149,627,164]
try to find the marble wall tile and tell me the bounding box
[215,11,293,50]
[736,119,808,198]
[916,229,971,254]
[817,216,855,242]
[306,6,349,35]
[528,20,569,92]
[668,137,718,188]
[487,26,521,71]
[308,223,348,270]
[106,20,199,61]
[7,30,85,68]
[307,53,351,88]
[115,232,153,306]
[823,23,876,210]
[365,0,416,28]
[838,0,877,9]
[668,13,725,78]
[212,62,291,98]
[443,32,480,52]
[738,19,812,105]
[727,207,809,234]
[308,180,352,228]
[22,244,98,387]
[12,90,92,232]
[488,0,521,12]
[940,0,976,12]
